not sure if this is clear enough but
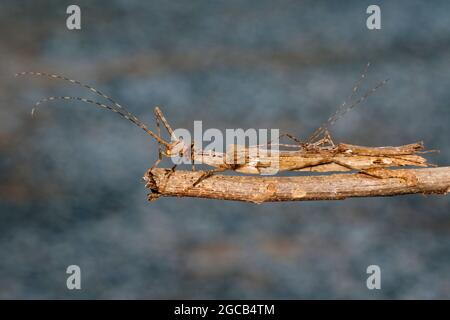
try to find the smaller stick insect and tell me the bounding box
[16,64,431,187]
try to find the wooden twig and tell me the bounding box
[143,167,450,203]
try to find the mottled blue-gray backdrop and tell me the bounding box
[0,0,449,298]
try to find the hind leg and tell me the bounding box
[312,130,335,147]
[332,159,417,185]
[266,133,303,147]
[331,159,388,179]
[323,130,335,147]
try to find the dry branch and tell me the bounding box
[143,167,450,203]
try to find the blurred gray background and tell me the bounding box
[0,0,449,299]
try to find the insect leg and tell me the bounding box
[262,133,302,148]
[332,159,418,184]
[324,130,335,146]
[313,130,335,147]
[192,167,227,187]
[331,159,384,179]
[164,164,178,177]
[285,133,303,144]
[287,159,334,171]
[150,110,164,170]
[155,164,179,192]
[190,142,196,171]
[150,150,165,170]
[154,106,176,140]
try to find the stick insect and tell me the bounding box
[16,64,431,187]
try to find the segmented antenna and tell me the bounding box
[16,72,169,147]
[15,71,141,123]
[307,63,388,143]
[339,62,371,113]
[31,96,169,146]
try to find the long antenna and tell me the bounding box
[16,72,170,147]
[15,71,138,122]
[306,63,388,143]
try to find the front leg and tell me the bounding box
[190,141,196,171]
[192,167,227,187]
[150,148,167,171]
[150,109,164,170]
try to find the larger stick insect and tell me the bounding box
[16,63,431,187]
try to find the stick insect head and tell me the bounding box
[165,137,189,158]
